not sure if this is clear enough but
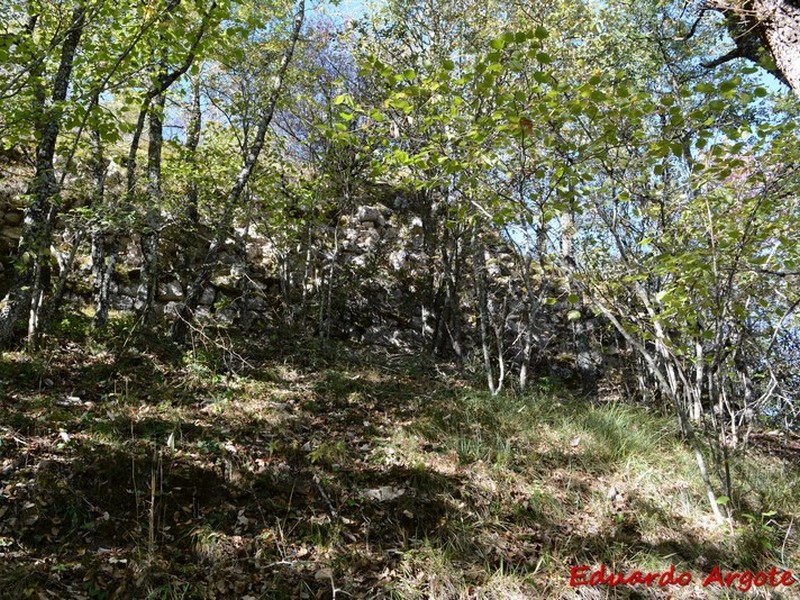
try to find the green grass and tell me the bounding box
[2,319,800,598]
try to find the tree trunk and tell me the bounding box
[706,0,800,96]
[473,235,499,395]
[91,229,118,329]
[177,73,204,303]
[0,6,86,347]
[592,299,727,525]
[85,110,117,330]
[186,73,202,225]
[560,204,597,397]
[172,0,305,343]
[138,92,165,324]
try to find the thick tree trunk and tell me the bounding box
[706,0,800,96]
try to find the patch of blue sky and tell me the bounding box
[315,0,369,24]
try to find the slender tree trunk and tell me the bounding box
[177,72,204,306]
[186,73,202,225]
[85,110,117,330]
[560,204,596,397]
[490,292,507,396]
[172,0,305,343]
[473,234,498,395]
[125,107,149,204]
[592,299,727,525]
[125,1,215,204]
[0,6,86,347]
[519,254,544,393]
[51,230,83,313]
[138,92,165,324]
[446,231,464,364]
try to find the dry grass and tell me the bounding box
[1,316,798,598]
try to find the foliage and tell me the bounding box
[1,0,800,593]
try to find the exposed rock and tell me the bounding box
[118,284,140,298]
[356,228,380,249]
[3,211,23,225]
[246,296,267,311]
[247,244,263,261]
[111,296,134,311]
[219,252,237,265]
[124,240,143,265]
[348,254,367,268]
[158,280,184,302]
[211,274,238,295]
[163,301,182,317]
[198,288,216,306]
[356,205,388,227]
[1,226,23,240]
[389,249,407,271]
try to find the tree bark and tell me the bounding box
[473,234,500,395]
[87,108,117,330]
[0,5,86,347]
[705,0,800,96]
[138,92,165,324]
[172,0,306,343]
[186,72,202,225]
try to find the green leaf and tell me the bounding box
[567,310,581,321]
[534,26,549,39]
[719,77,740,93]
[489,37,505,50]
[695,82,715,94]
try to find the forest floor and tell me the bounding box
[1,313,799,599]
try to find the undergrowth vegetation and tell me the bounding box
[1,313,799,599]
